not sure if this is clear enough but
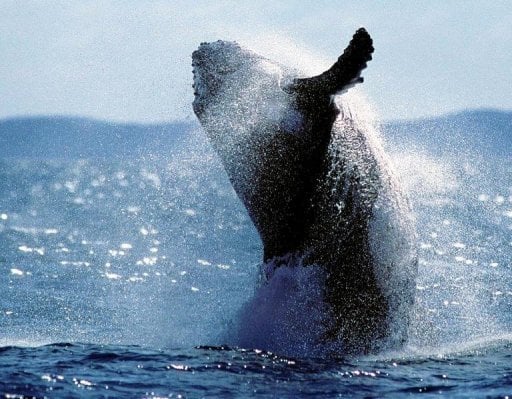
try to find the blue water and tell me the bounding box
[1,342,512,398]
[1,125,512,397]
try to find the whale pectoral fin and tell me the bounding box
[286,28,374,97]
[324,27,374,95]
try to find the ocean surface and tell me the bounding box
[1,116,512,398]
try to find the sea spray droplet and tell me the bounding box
[104,272,122,280]
[136,257,157,266]
[18,245,45,255]
[184,209,196,216]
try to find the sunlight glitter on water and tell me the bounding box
[0,139,509,358]
[10,268,25,276]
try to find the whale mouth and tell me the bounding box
[191,46,215,116]
[191,64,200,98]
[192,65,212,116]
[192,69,198,97]
[191,52,205,98]
[191,58,206,115]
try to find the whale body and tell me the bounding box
[192,29,417,354]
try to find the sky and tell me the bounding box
[1,1,511,123]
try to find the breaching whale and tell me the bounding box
[192,28,417,354]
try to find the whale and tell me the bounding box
[192,28,418,354]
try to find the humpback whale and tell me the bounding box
[192,28,417,354]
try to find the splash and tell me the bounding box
[241,32,331,77]
[387,131,511,351]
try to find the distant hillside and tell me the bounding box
[382,109,512,157]
[0,116,195,159]
[1,110,510,159]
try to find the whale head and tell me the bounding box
[191,30,375,260]
[192,40,299,143]
[191,40,322,259]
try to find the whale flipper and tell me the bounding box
[285,28,374,98]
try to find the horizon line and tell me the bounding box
[1,107,511,126]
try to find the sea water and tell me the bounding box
[0,125,511,398]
